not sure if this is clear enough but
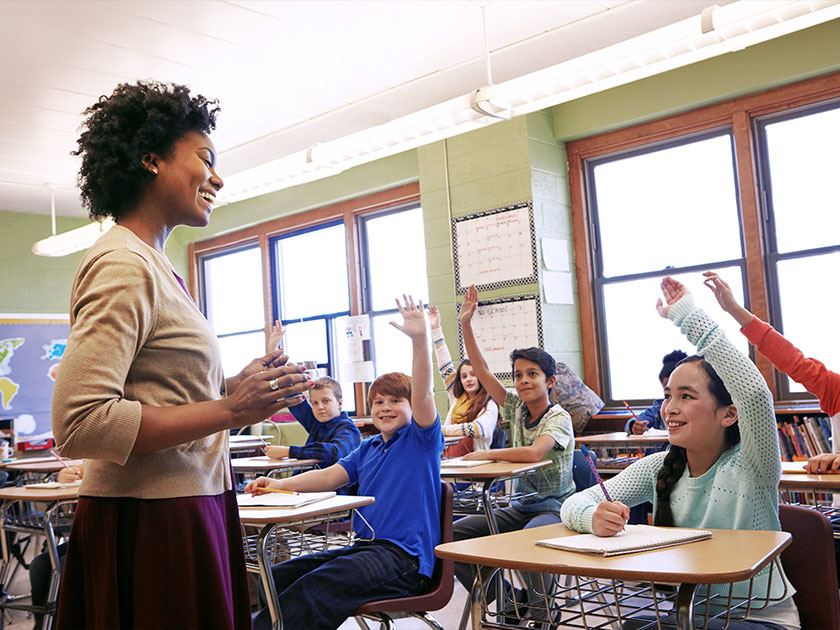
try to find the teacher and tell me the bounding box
[51,81,312,630]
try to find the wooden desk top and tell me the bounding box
[779,472,840,491]
[0,485,79,501]
[435,523,790,585]
[238,494,375,526]
[439,459,551,480]
[576,432,670,446]
[4,459,83,472]
[231,456,319,472]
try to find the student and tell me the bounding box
[51,81,312,630]
[264,377,361,493]
[625,350,687,435]
[29,465,82,630]
[246,295,443,630]
[428,305,499,457]
[454,285,575,602]
[561,276,799,630]
[705,270,840,475]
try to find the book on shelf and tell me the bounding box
[536,524,712,557]
[237,491,336,509]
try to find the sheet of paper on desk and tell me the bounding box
[25,481,82,489]
[536,524,712,557]
[440,458,494,468]
[780,461,809,474]
[646,428,669,437]
[237,491,336,509]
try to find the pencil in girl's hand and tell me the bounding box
[49,448,71,469]
[580,444,612,502]
[622,401,643,425]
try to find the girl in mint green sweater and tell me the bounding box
[561,276,799,629]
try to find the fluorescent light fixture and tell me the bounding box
[214,0,840,205]
[31,218,115,257]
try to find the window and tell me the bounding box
[192,183,423,415]
[586,132,749,402]
[755,101,840,396]
[199,244,265,377]
[360,206,429,376]
[568,72,840,405]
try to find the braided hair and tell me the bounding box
[653,355,740,526]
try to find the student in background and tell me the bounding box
[246,295,443,630]
[428,305,499,457]
[453,285,575,604]
[264,377,361,493]
[51,81,312,630]
[626,350,688,434]
[705,270,840,475]
[561,276,799,630]
[29,465,82,630]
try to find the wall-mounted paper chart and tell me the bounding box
[458,295,542,379]
[452,201,537,293]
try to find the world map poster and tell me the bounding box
[0,316,69,443]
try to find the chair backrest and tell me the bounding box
[490,425,506,449]
[354,482,454,614]
[778,504,840,630]
[572,449,598,492]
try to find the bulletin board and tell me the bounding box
[458,295,542,380]
[451,201,537,293]
[0,316,69,443]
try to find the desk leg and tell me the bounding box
[481,479,499,535]
[675,583,698,630]
[257,524,284,630]
[42,504,62,629]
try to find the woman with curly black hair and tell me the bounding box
[51,81,313,630]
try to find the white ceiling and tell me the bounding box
[0,0,735,219]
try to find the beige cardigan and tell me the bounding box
[52,226,230,499]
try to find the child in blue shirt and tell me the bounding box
[247,295,443,630]
[265,377,361,493]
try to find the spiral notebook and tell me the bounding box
[536,524,712,557]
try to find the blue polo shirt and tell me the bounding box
[338,415,443,577]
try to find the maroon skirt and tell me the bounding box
[56,489,251,630]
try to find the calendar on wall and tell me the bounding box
[458,295,542,380]
[451,201,537,293]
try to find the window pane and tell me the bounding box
[275,224,349,320]
[284,319,329,365]
[776,253,840,394]
[371,312,412,377]
[602,267,748,401]
[593,135,742,277]
[764,106,840,253]
[203,246,264,335]
[365,208,428,311]
[217,331,265,378]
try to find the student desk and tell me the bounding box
[440,460,550,534]
[239,494,375,630]
[575,432,670,448]
[0,485,79,627]
[436,524,791,630]
[778,471,840,503]
[230,456,319,475]
[3,459,83,473]
[229,433,270,454]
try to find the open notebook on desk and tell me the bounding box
[237,491,336,509]
[440,457,494,468]
[25,481,82,490]
[536,524,712,557]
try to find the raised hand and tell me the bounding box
[428,305,441,329]
[655,276,690,319]
[267,319,285,353]
[703,271,753,327]
[390,294,427,340]
[459,285,478,325]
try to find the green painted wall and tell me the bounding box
[0,211,89,313]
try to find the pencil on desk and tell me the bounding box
[48,448,71,470]
[256,488,298,495]
[580,444,612,502]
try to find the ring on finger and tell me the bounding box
[268,378,280,391]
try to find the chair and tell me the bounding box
[490,425,506,449]
[778,504,840,630]
[353,483,454,630]
[572,449,598,492]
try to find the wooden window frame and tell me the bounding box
[568,71,840,403]
[189,182,420,413]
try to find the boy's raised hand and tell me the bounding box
[390,294,427,340]
[655,276,690,319]
[459,285,478,325]
[267,319,285,352]
[428,305,441,329]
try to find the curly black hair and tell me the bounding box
[72,80,220,221]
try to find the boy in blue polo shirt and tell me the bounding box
[247,295,443,630]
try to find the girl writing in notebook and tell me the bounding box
[561,275,800,630]
[428,305,499,457]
